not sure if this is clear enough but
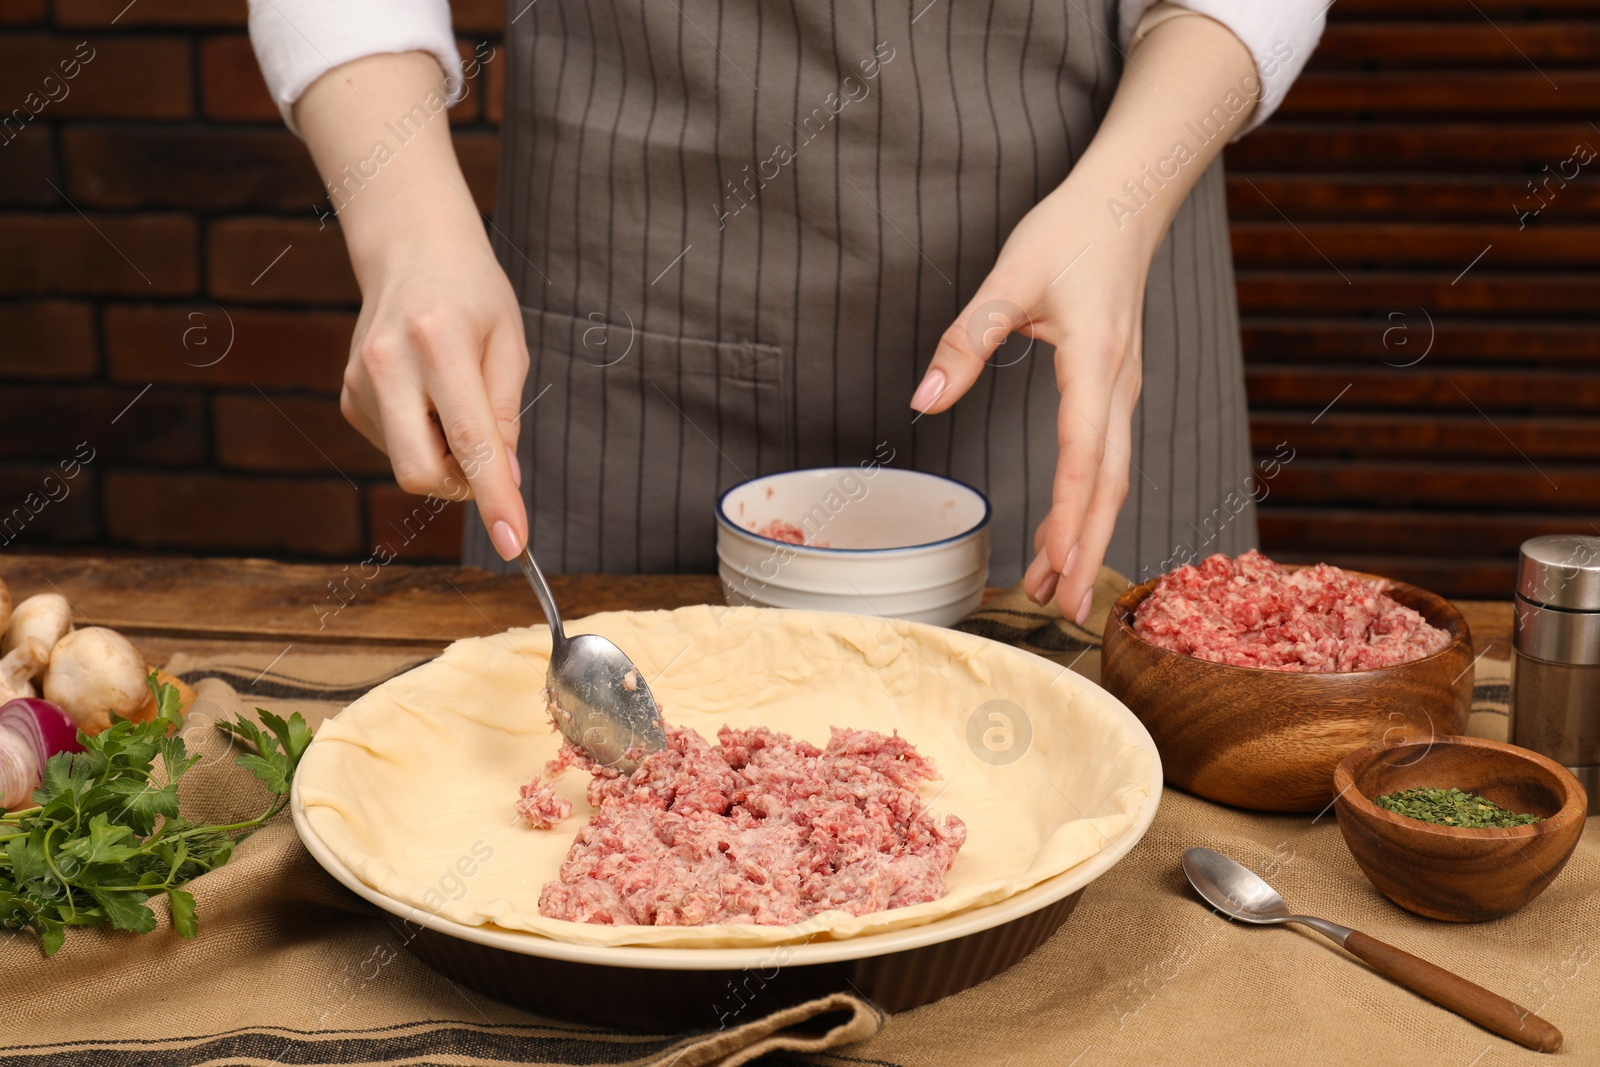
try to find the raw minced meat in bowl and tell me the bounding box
[1131,550,1451,673]
[1101,550,1475,813]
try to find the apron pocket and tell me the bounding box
[522,307,789,573]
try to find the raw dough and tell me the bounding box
[297,606,1153,948]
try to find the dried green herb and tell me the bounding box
[1373,786,1543,829]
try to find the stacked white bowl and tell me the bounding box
[715,467,991,627]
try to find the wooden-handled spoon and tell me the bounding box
[1182,847,1562,1053]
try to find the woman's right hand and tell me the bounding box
[341,231,529,561]
[295,52,529,560]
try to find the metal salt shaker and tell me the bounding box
[1511,534,1600,807]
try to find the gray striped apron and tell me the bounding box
[462,0,1259,586]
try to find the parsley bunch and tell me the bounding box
[0,675,311,956]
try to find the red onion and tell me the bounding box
[0,697,82,810]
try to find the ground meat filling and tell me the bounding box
[755,520,807,544]
[753,520,829,547]
[1132,549,1451,672]
[531,722,966,927]
[514,775,573,830]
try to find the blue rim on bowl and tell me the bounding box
[715,467,993,554]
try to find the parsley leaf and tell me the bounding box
[37,918,65,958]
[258,708,313,768]
[166,887,198,939]
[233,754,290,795]
[58,815,139,867]
[87,887,157,934]
[6,836,50,889]
[154,681,185,727]
[100,776,181,837]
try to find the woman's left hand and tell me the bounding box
[908,11,1258,625]
[909,173,1149,625]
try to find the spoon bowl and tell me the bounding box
[1181,846,1349,943]
[518,546,665,772]
[546,633,667,769]
[1181,847,1295,924]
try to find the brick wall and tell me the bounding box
[0,0,503,563]
[3,0,1596,600]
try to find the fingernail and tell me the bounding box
[910,369,946,413]
[1074,587,1095,627]
[1038,570,1060,606]
[507,446,522,489]
[1064,543,1078,576]
[491,520,522,560]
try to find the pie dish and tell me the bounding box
[291,606,1161,1025]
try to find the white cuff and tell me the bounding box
[1118,0,1325,137]
[247,0,464,135]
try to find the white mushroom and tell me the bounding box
[0,638,48,703]
[42,627,149,736]
[2,594,73,678]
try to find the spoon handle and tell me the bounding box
[1342,930,1561,1053]
[517,546,566,648]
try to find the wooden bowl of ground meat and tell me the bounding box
[1101,551,1474,812]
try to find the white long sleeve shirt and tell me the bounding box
[249,0,1323,137]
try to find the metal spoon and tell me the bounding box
[1181,847,1561,1054]
[517,545,665,773]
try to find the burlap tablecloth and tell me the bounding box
[3,576,1596,1065]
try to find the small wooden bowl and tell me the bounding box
[1333,736,1588,922]
[1100,570,1473,811]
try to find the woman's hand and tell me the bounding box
[910,177,1148,626]
[910,12,1258,622]
[341,229,529,561]
[296,52,529,560]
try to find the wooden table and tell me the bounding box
[1,554,1517,666]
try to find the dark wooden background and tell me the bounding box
[1231,0,1600,597]
[1,0,1596,598]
